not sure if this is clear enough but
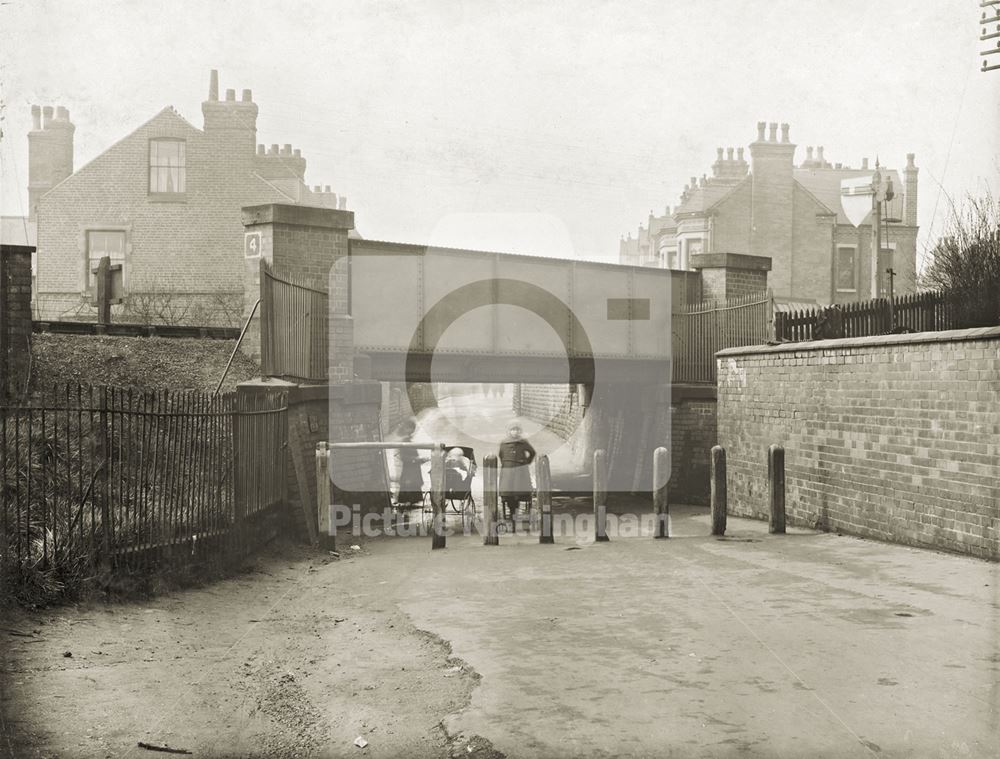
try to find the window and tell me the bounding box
[86,231,125,291]
[149,139,186,193]
[836,246,856,291]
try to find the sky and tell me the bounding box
[1,0,997,270]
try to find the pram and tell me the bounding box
[444,446,477,518]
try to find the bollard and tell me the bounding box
[653,446,669,539]
[315,443,335,551]
[537,455,554,544]
[483,454,500,546]
[768,444,786,534]
[430,445,447,549]
[710,445,727,536]
[593,449,609,542]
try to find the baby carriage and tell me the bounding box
[444,446,477,520]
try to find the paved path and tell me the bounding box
[390,506,1000,758]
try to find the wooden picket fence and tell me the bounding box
[672,292,774,383]
[774,290,959,342]
[0,384,288,594]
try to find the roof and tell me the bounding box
[794,167,905,226]
[674,177,746,216]
[1,216,36,247]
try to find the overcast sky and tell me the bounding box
[1,0,997,269]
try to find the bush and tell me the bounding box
[924,195,1000,327]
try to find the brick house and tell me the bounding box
[620,122,919,305]
[31,70,349,326]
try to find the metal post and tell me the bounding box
[430,445,446,549]
[768,444,786,534]
[594,448,609,542]
[653,446,669,539]
[315,442,334,551]
[710,445,727,536]
[537,454,553,544]
[483,454,499,546]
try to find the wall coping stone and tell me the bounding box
[716,325,1000,358]
[241,204,355,231]
[690,252,772,272]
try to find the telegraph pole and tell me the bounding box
[982,1,1000,72]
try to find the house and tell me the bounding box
[620,122,919,305]
[31,70,349,326]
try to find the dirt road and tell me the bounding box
[3,505,999,758]
[1,538,497,759]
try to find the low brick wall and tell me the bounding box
[1,245,33,401]
[717,328,1000,560]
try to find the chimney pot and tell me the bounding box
[756,122,766,141]
[293,148,301,157]
[42,106,53,127]
[780,123,790,142]
[716,147,724,160]
[209,69,219,101]
[225,88,236,101]
[270,144,279,155]
[31,104,41,130]
[55,106,68,121]
[737,147,744,161]
[862,157,869,170]
[338,196,347,210]
[768,122,778,141]
[690,176,697,187]
[906,153,916,169]
[242,89,252,102]
[835,162,842,169]
[726,147,734,161]
[313,185,321,192]
[257,144,265,155]
[283,143,292,155]
[806,146,814,161]
[817,146,825,163]
[325,185,331,193]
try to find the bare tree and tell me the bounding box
[924,194,1000,328]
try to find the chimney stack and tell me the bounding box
[903,153,919,226]
[28,103,75,220]
[202,70,258,153]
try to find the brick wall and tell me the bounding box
[0,245,33,401]
[717,328,1000,560]
[669,392,716,504]
[790,184,836,304]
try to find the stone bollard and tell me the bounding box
[430,446,447,549]
[594,449,609,542]
[315,442,335,551]
[653,446,669,539]
[710,445,727,536]
[483,454,500,546]
[768,444,786,534]
[537,454,554,544]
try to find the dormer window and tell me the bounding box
[149,139,186,195]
